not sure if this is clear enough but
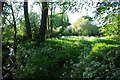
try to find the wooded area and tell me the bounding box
[1,0,120,79]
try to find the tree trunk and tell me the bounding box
[24,1,32,39]
[11,3,17,54]
[50,2,53,38]
[51,28,64,37]
[0,1,4,14]
[38,2,48,42]
[47,15,50,30]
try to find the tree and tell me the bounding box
[95,1,120,38]
[38,2,48,42]
[95,1,120,26]
[35,0,96,42]
[2,1,18,79]
[99,13,119,36]
[2,2,24,53]
[50,13,70,29]
[50,3,70,37]
[24,1,32,39]
[67,16,99,36]
[10,2,17,54]
[49,2,53,38]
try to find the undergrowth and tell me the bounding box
[6,37,120,79]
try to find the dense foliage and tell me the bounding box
[95,1,120,40]
[50,13,71,29]
[14,37,120,79]
[99,14,120,38]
